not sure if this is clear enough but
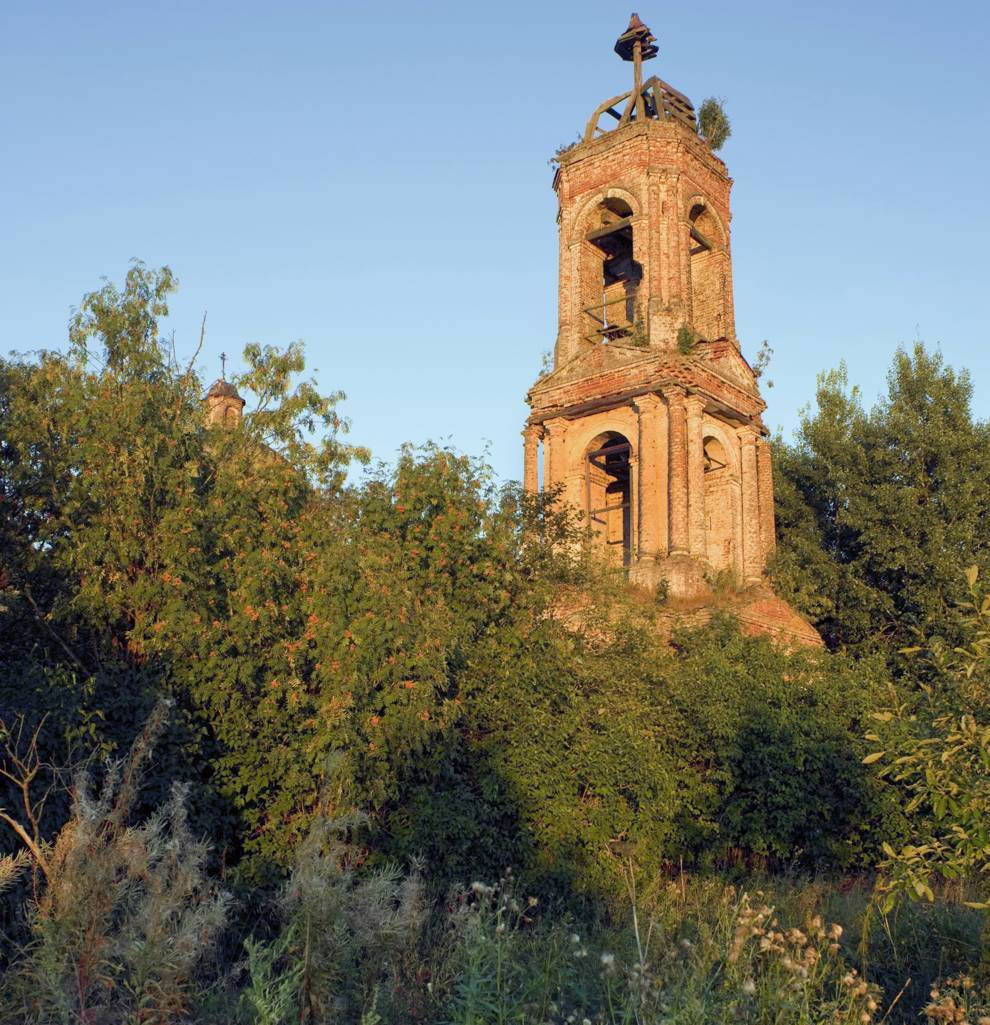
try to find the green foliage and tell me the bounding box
[0,265,900,893]
[0,711,982,1025]
[869,567,990,910]
[773,345,990,660]
[676,325,697,354]
[439,876,881,1025]
[822,880,983,1023]
[752,339,773,385]
[455,610,899,899]
[239,929,304,1025]
[8,265,990,1023]
[698,97,732,152]
[628,315,649,348]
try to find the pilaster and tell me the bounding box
[522,424,542,495]
[738,425,763,585]
[757,436,776,563]
[664,387,689,555]
[633,393,666,559]
[685,394,706,559]
[544,417,569,501]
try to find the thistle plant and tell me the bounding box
[2,702,230,1024]
[923,976,990,1024]
[437,877,883,1025]
[238,813,427,1025]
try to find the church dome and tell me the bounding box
[206,379,243,402]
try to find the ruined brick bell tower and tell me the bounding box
[523,16,819,642]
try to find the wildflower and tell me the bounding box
[742,979,756,995]
[601,952,615,968]
[527,896,538,907]
[827,923,843,940]
[570,933,581,944]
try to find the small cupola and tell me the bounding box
[205,369,245,427]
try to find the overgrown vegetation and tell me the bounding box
[2,264,989,1022]
[772,346,990,661]
[676,324,697,354]
[698,97,732,152]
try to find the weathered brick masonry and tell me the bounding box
[523,14,820,647]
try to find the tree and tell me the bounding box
[869,567,990,911]
[0,262,367,862]
[0,263,577,873]
[698,97,732,152]
[773,345,990,661]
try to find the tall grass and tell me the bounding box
[0,711,983,1024]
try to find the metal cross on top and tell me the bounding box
[614,13,659,123]
[220,352,227,380]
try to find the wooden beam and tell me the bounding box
[585,216,633,242]
[690,226,715,252]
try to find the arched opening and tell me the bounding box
[688,203,726,341]
[703,433,738,576]
[580,198,642,345]
[585,431,632,566]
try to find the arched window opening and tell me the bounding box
[585,431,632,566]
[703,435,727,473]
[688,204,726,341]
[702,433,738,576]
[580,199,642,345]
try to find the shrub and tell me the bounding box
[698,98,732,152]
[869,566,990,910]
[1,704,230,1023]
[424,602,902,902]
[676,324,697,354]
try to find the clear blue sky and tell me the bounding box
[3,1,988,481]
